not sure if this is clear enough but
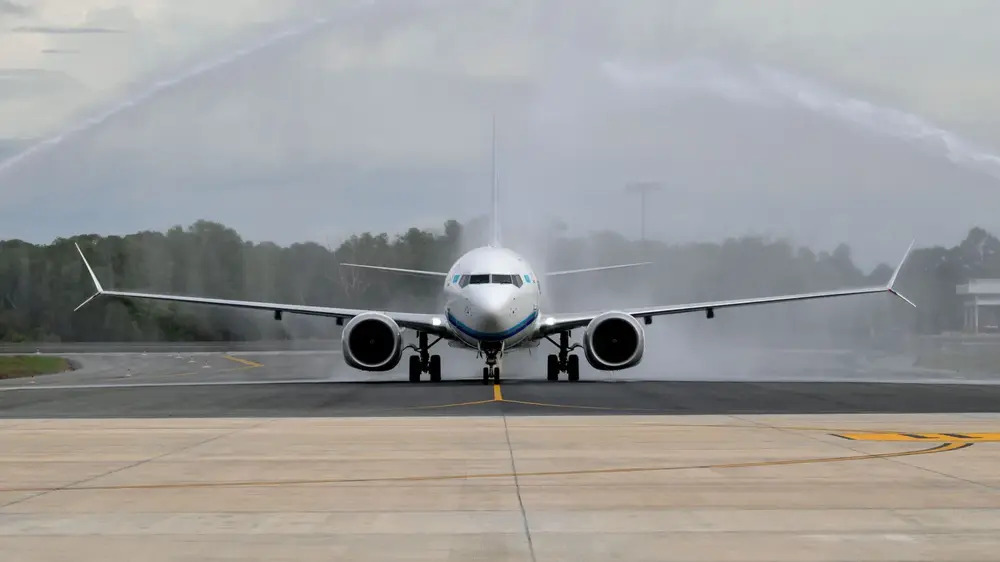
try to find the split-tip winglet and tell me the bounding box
[73,242,104,311]
[887,239,917,308]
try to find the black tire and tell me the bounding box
[429,355,442,382]
[482,367,490,385]
[567,354,580,382]
[547,354,559,381]
[492,366,501,383]
[408,355,421,383]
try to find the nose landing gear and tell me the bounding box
[404,332,442,382]
[479,342,503,385]
[545,331,582,382]
[481,365,500,385]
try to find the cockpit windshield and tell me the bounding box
[458,274,524,288]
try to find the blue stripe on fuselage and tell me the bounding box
[447,310,538,341]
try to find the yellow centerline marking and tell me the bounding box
[0,442,970,493]
[221,355,264,368]
[493,384,503,401]
[835,432,1000,442]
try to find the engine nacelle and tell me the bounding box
[341,312,403,371]
[582,311,645,370]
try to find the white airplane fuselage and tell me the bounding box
[442,246,541,350]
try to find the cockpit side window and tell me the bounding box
[512,274,523,288]
[458,274,470,288]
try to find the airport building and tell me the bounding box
[957,279,1000,333]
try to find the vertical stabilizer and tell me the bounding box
[490,115,501,247]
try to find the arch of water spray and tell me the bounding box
[599,58,1000,181]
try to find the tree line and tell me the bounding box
[0,218,996,345]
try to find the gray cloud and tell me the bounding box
[41,49,81,55]
[0,68,84,99]
[12,25,124,34]
[0,0,29,16]
[1,1,1000,270]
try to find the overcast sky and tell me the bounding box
[2,0,1000,268]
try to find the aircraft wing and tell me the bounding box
[535,241,916,337]
[339,263,449,278]
[545,262,652,277]
[73,244,451,337]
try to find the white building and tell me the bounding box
[957,279,1000,333]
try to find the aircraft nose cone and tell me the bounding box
[467,289,513,333]
[473,290,508,315]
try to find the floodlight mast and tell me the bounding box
[625,181,662,250]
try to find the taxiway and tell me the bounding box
[1,348,999,561]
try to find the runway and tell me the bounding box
[2,347,1000,418]
[6,378,1000,418]
[2,347,1000,561]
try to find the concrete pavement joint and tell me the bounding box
[735,414,999,498]
[501,412,536,562]
[0,441,971,495]
[0,419,272,509]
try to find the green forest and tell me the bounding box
[0,218,996,344]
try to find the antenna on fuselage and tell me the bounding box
[490,114,501,248]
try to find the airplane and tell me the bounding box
[71,130,916,385]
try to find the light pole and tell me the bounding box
[625,181,661,248]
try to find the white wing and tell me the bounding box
[73,244,451,337]
[535,241,916,337]
[545,262,652,277]
[339,263,449,278]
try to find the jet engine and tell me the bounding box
[341,312,403,371]
[582,311,645,370]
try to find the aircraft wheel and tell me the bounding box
[567,354,580,382]
[492,366,501,384]
[429,355,442,382]
[546,354,559,381]
[408,355,422,383]
[482,367,491,385]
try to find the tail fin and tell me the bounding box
[490,114,501,247]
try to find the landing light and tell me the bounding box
[545,317,555,326]
[431,317,442,326]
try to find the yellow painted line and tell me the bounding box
[835,432,1000,442]
[0,442,970,493]
[503,398,657,412]
[404,400,496,411]
[221,355,263,368]
[493,384,503,401]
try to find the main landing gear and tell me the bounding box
[545,331,582,382]
[479,342,503,385]
[405,332,442,383]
